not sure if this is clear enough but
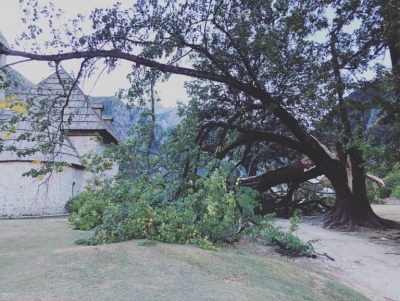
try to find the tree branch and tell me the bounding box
[0,47,238,87]
[202,121,306,154]
[239,161,322,192]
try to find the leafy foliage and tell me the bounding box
[68,105,322,253]
[71,170,263,247]
[67,192,108,231]
[69,109,265,247]
[379,163,400,199]
[263,214,319,257]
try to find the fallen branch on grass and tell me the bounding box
[272,238,317,259]
[317,252,335,261]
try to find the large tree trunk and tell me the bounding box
[239,140,400,229]
[315,149,400,229]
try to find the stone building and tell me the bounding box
[0,31,118,216]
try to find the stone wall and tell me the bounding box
[68,135,119,184]
[0,136,119,217]
[0,162,83,217]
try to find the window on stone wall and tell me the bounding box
[72,182,76,198]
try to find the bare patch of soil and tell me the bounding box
[272,205,400,301]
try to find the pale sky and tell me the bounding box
[1,1,392,106]
[0,0,188,107]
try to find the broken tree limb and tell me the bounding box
[260,199,332,213]
[238,160,385,193]
[317,252,335,261]
[238,160,323,192]
[366,173,385,187]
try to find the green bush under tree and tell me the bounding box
[67,108,318,256]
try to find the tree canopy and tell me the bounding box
[1,0,400,228]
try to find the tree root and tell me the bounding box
[310,210,400,230]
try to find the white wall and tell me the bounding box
[0,136,119,217]
[68,135,119,184]
[0,162,83,217]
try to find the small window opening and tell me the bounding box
[72,182,76,198]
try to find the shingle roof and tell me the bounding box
[32,68,118,142]
[4,67,35,97]
[0,67,118,164]
[0,113,82,165]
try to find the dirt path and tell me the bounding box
[274,205,400,301]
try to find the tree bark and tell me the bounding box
[315,150,400,229]
[239,144,400,229]
[239,160,321,192]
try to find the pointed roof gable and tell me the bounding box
[0,67,118,164]
[32,68,118,143]
[4,67,35,97]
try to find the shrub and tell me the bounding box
[70,170,317,257]
[263,215,319,257]
[379,163,400,199]
[67,191,108,231]
[73,169,265,247]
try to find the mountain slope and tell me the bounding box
[90,96,181,140]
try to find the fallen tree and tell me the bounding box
[1,0,400,228]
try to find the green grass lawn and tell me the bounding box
[0,217,369,301]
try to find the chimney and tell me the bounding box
[90,102,104,119]
[103,115,114,127]
[0,31,9,100]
